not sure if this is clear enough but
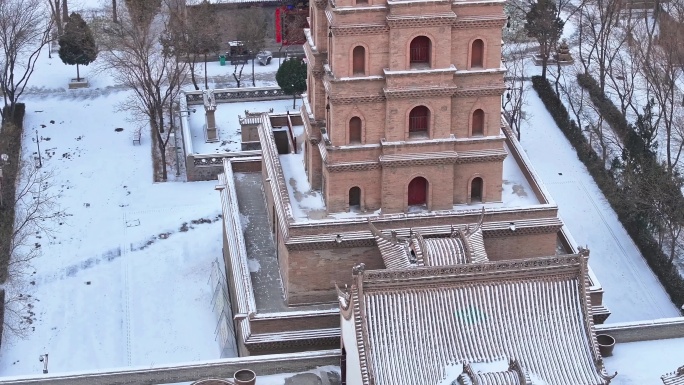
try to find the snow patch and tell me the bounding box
[239,213,250,231]
[247,258,261,273]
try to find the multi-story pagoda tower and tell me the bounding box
[303,0,508,213]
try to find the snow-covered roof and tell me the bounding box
[367,208,489,269]
[662,366,684,385]
[341,254,616,385]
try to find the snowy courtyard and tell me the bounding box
[0,41,283,375]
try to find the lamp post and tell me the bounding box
[35,131,42,168]
[0,153,8,208]
[39,353,48,374]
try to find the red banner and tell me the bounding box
[275,7,282,44]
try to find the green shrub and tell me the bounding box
[532,76,684,310]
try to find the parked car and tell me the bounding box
[257,51,272,66]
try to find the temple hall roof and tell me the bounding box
[341,254,615,385]
[662,366,684,385]
[368,208,490,269]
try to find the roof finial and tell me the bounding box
[352,263,366,276]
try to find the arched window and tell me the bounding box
[349,187,361,209]
[408,177,428,206]
[409,106,429,137]
[410,36,431,67]
[470,177,483,202]
[352,46,365,75]
[472,109,485,136]
[349,117,362,144]
[471,39,484,68]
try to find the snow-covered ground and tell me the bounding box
[520,89,680,322]
[0,47,230,375]
[604,337,684,384]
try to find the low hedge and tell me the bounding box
[0,103,26,284]
[576,73,651,161]
[532,76,684,310]
[0,289,4,347]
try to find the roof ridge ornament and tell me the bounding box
[595,358,618,383]
[465,207,486,237]
[352,263,366,276]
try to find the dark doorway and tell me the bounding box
[472,109,485,136]
[471,177,483,202]
[349,186,361,209]
[408,177,428,206]
[349,117,362,144]
[353,46,365,75]
[471,39,484,68]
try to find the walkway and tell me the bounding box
[520,88,680,322]
[233,172,334,313]
[234,172,287,312]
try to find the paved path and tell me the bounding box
[234,173,287,312]
[520,88,680,322]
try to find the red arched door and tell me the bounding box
[410,36,430,65]
[408,177,428,206]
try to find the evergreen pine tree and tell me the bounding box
[524,0,564,79]
[58,13,98,82]
[276,58,307,108]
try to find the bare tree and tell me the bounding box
[113,0,118,23]
[2,280,36,339]
[7,162,63,280]
[0,0,53,123]
[637,27,684,172]
[47,0,63,36]
[233,61,246,88]
[577,0,624,92]
[502,42,531,140]
[237,7,268,87]
[606,44,641,118]
[180,1,221,90]
[2,158,64,338]
[558,63,590,135]
[100,0,187,181]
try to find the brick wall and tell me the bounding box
[486,233,558,261]
[286,246,384,305]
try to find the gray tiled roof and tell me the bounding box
[662,366,684,385]
[349,255,614,385]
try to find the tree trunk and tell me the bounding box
[112,0,118,23]
[204,54,208,89]
[157,133,168,181]
[252,56,256,86]
[54,0,63,35]
[76,64,80,81]
[189,60,199,90]
[62,0,69,21]
[293,94,296,109]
